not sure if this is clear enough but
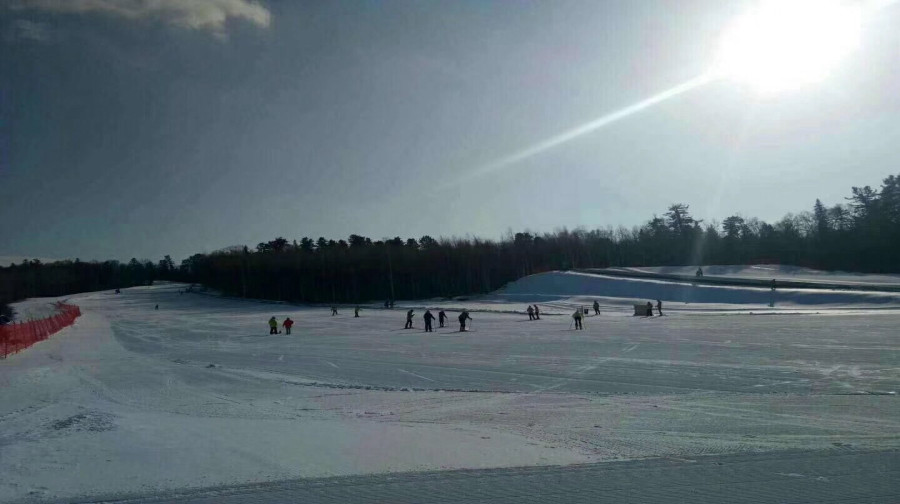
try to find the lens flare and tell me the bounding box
[714,0,862,93]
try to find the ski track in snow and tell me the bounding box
[2,274,900,503]
[397,369,434,382]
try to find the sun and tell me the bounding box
[715,0,862,93]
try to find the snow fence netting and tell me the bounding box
[0,303,81,358]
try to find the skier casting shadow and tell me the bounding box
[572,309,584,330]
[405,309,414,329]
[458,310,472,332]
[438,310,447,328]
[424,310,435,332]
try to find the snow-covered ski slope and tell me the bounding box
[491,270,900,315]
[601,264,900,288]
[2,271,900,502]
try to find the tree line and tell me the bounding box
[0,257,172,320]
[176,172,900,303]
[2,173,898,313]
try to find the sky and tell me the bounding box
[1,0,899,263]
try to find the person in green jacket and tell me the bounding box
[268,316,278,334]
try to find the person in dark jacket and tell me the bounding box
[354,306,360,318]
[656,299,663,316]
[424,310,435,332]
[533,304,540,320]
[331,306,338,316]
[527,305,535,320]
[593,300,600,315]
[458,310,472,332]
[438,310,447,328]
[405,309,414,329]
[646,302,653,317]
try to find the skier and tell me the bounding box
[424,310,435,332]
[533,304,540,320]
[283,317,294,335]
[331,306,338,316]
[527,305,535,320]
[771,279,777,291]
[405,309,414,329]
[646,302,653,317]
[438,310,447,328]
[458,310,472,332]
[696,267,704,277]
[593,300,600,315]
[656,299,663,316]
[572,309,584,330]
[355,306,360,318]
[155,304,159,310]
[268,316,278,335]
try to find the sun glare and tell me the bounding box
[715,0,862,93]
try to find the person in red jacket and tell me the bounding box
[283,317,294,335]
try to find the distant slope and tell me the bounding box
[495,271,900,307]
[601,265,900,288]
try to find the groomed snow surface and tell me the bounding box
[2,267,900,502]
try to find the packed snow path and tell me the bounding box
[113,286,900,396]
[63,450,900,504]
[2,280,899,502]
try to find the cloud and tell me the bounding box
[8,0,271,35]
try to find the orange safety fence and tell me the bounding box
[0,303,81,358]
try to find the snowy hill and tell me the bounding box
[3,274,900,501]
[603,264,900,287]
[491,269,900,313]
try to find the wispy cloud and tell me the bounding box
[8,0,271,35]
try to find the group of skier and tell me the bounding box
[642,299,663,317]
[332,306,363,317]
[268,316,294,334]
[406,309,470,332]
[270,306,474,335]
[267,297,671,336]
